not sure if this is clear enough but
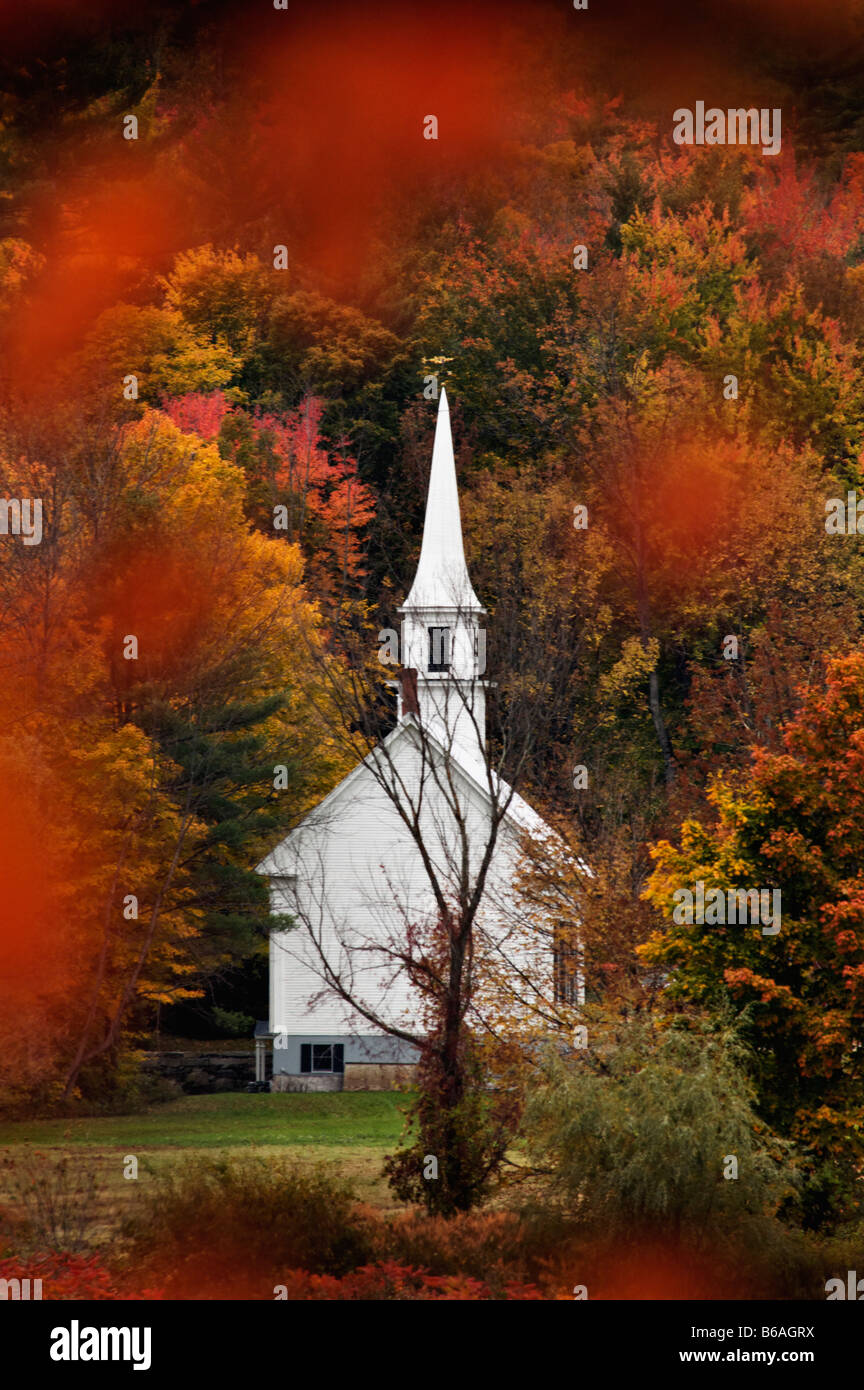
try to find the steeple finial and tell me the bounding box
[401,387,483,613]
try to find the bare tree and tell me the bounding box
[273,580,583,1211]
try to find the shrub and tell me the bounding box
[515,1214,838,1300]
[375,1209,529,1285]
[120,1155,549,1298]
[0,1246,162,1299]
[121,1155,375,1294]
[521,1016,800,1245]
[273,1261,543,1300]
[0,1152,101,1253]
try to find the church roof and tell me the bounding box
[400,387,484,614]
[256,716,557,876]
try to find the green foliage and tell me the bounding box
[79,304,239,406]
[209,1006,255,1037]
[522,1016,798,1241]
[136,694,293,965]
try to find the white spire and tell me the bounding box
[401,387,483,613]
[397,384,487,758]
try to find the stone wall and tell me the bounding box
[141,1051,259,1095]
[343,1063,417,1091]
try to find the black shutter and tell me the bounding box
[333,1044,344,1074]
[300,1044,311,1073]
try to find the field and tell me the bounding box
[0,1092,411,1245]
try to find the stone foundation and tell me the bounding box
[343,1063,417,1091]
[270,1073,343,1093]
[141,1052,417,1095]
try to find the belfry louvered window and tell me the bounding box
[428,626,450,672]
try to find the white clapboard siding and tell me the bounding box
[261,720,545,1038]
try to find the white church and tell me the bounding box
[256,388,576,1091]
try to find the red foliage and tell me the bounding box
[260,396,376,581]
[0,1249,163,1301]
[163,391,232,440]
[161,391,376,588]
[273,1260,544,1301]
[741,154,864,266]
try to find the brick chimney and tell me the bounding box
[399,667,419,718]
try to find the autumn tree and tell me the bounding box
[0,402,339,1108]
[643,647,864,1228]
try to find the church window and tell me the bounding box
[300,1043,344,1074]
[553,925,581,1006]
[428,626,450,671]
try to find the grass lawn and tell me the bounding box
[0,1090,408,1149]
[0,1092,413,1243]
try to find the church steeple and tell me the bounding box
[398,387,487,761]
[402,388,482,613]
